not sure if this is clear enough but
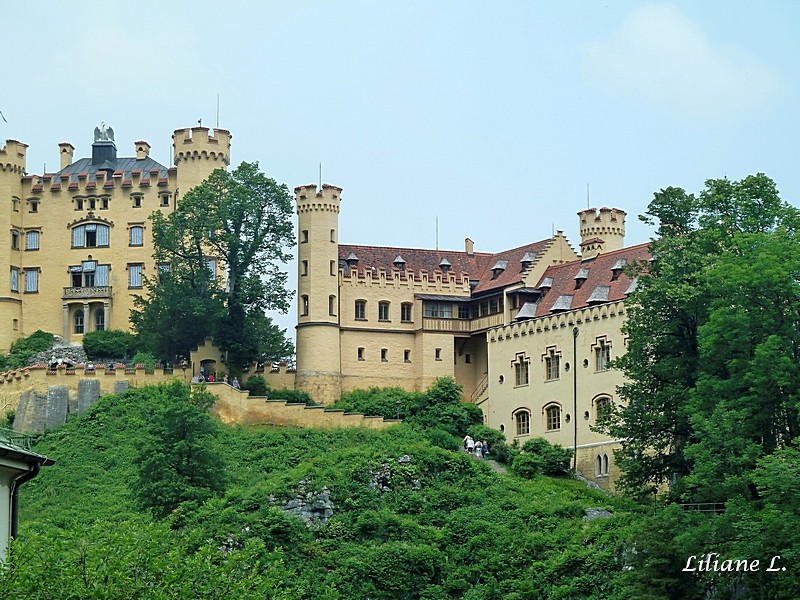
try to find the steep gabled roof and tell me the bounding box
[471,239,552,295]
[532,243,650,317]
[338,244,491,280]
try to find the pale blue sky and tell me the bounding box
[4,1,799,337]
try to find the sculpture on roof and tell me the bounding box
[94,122,115,142]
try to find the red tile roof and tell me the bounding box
[471,239,553,295]
[532,243,650,317]
[339,244,491,282]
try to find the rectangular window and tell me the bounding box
[10,268,19,292]
[206,259,217,281]
[26,230,40,250]
[101,198,109,210]
[95,264,109,286]
[133,196,142,208]
[545,349,560,381]
[357,347,365,361]
[378,302,390,321]
[301,230,308,243]
[160,194,170,207]
[11,230,19,250]
[458,305,470,319]
[301,260,308,276]
[89,198,96,210]
[301,294,309,316]
[404,349,411,363]
[29,200,38,213]
[435,348,442,361]
[24,269,38,293]
[381,349,388,362]
[401,303,412,322]
[595,340,611,371]
[129,226,144,247]
[355,300,366,320]
[75,199,84,210]
[515,361,529,386]
[423,302,453,318]
[546,406,561,431]
[129,264,143,288]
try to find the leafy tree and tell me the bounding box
[133,382,226,518]
[601,174,800,499]
[132,162,295,372]
[511,438,572,477]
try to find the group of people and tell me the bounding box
[197,372,240,389]
[463,435,489,460]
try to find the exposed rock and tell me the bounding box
[28,337,88,368]
[583,508,614,522]
[279,479,335,527]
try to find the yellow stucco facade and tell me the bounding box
[0,125,230,353]
[295,188,645,489]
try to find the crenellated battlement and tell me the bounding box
[340,266,472,293]
[489,299,626,343]
[0,139,28,174]
[172,127,231,167]
[578,207,626,257]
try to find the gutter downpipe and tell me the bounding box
[10,462,41,539]
[572,326,579,471]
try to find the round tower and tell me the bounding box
[577,207,626,259]
[294,183,342,404]
[172,127,232,195]
[0,139,27,352]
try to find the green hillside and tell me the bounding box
[4,382,638,599]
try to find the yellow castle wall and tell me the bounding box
[485,301,628,489]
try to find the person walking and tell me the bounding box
[466,436,475,454]
[232,377,240,389]
[481,440,489,460]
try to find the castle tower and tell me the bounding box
[577,207,626,259]
[172,127,232,196]
[0,139,27,351]
[294,183,343,404]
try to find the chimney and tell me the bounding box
[92,139,117,165]
[59,142,74,169]
[135,141,151,160]
[465,238,474,256]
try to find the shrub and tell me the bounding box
[83,330,136,359]
[132,352,158,370]
[3,330,54,369]
[242,375,269,397]
[513,437,573,477]
[267,388,316,406]
[467,424,511,463]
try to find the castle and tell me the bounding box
[295,184,648,489]
[1,125,647,489]
[0,125,230,353]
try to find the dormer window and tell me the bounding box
[538,276,553,292]
[438,258,451,273]
[346,252,359,268]
[491,259,508,280]
[520,251,537,271]
[574,267,589,290]
[611,258,627,281]
[393,255,406,271]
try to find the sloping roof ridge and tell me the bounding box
[339,242,492,258]
[486,237,552,258]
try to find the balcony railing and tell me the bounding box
[0,427,32,451]
[422,318,471,333]
[62,286,112,299]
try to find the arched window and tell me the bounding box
[95,309,105,332]
[595,397,612,423]
[74,309,85,334]
[300,294,309,316]
[596,455,603,476]
[545,405,561,431]
[328,295,336,316]
[514,409,531,436]
[602,454,609,475]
